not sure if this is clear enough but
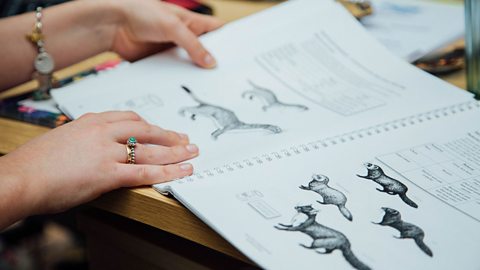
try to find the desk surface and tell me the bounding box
[0,0,468,262]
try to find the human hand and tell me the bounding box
[109,0,224,68]
[0,0,223,90]
[2,111,198,218]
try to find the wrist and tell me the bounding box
[42,0,124,56]
[85,0,126,53]
[97,0,130,51]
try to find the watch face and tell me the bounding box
[34,52,55,74]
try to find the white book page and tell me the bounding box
[362,0,464,62]
[51,0,472,172]
[378,131,480,221]
[167,104,480,270]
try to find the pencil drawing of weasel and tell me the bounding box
[242,80,309,111]
[357,163,418,208]
[374,207,433,257]
[178,86,282,140]
[300,174,353,221]
[275,205,371,270]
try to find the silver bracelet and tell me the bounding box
[26,7,55,100]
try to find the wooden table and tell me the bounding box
[0,1,468,269]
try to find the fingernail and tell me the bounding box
[185,144,198,153]
[180,163,193,171]
[178,133,189,141]
[203,53,216,68]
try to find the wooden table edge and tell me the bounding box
[90,187,252,263]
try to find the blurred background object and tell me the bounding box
[464,0,480,97]
[0,211,87,270]
[415,47,465,75]
[0,0,212,18]
[338,0,373,19]
[360,0,464,62]
[0,0,68,18]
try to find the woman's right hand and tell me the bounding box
[0,0,224,90]
[1,111,198,227]
[109,0,224,67]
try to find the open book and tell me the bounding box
[52,0,480,269]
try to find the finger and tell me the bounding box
[167,22,217,68]
[187,21,214,36]
[115,143,199,165]
[136,143,199,165]
[98,111,144,123]
[108,121,189,146]
[187,14,224,35]
[78,111,144,124]
[114,163,194,186]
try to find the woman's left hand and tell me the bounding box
[0,111,198,229]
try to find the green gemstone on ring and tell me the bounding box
[127,137,137,147]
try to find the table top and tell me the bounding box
[0,0,468,262]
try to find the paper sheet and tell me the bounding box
[378,131,480,221]
[51,0,472,173]
[362,0,464,62]
[168,101,480,270]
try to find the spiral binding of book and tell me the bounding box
[173,100,480,184]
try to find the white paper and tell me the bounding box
[51,0,472,174]
[362,0,464,62]
[167,102,480,270]
[378,131,480,221]
[18,98,61,114]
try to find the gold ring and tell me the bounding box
[126,145,135,164]
[126,137,137,164]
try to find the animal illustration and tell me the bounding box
[357,163,418,208]
[242,80,309,111]
[374,207,433,257]
[300,174,353,221]
[178,86,282,140]
[275,205,371,270]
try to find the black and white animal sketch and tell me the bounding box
[300,174,353,221]
[275,205,371,270]
[374,207,433,257]
[242,80,309,111]
[179,86,282,140]
[357,163,418,208]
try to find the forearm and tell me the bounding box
[0,0,121,91]
[0,156,32,230]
